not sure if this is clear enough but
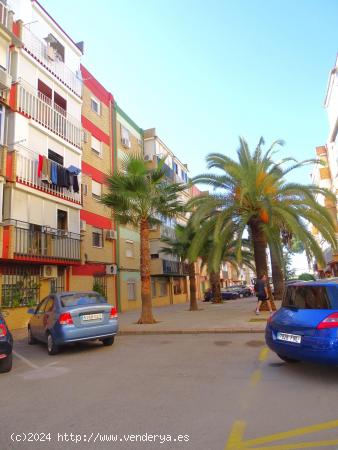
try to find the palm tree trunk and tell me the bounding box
[250,220,276,311]
[210,270,222,303]
[188,262,199,311]
[269,245,284,301]
[137,219,156,324]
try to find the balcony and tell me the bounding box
[15,151,81,204]
[11,220,81,262]
[22,27,82,97]
[16,81,82,149]
[0,2,13,34]
[160,224,176,240]
[151,258,189,276]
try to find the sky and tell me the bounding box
[40,0,338,183]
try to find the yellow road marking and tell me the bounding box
[259,347,269,362]
[225,420,246,449]
[225,419,338,450]
[244,418,338,447]
[250,369,262,386]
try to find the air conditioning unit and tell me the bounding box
[47,45,56,61]
[106,229,117,240]
[106,264,118,275]
[0,68,12,90]
[80,220,86,231]
[41,265,57,279]
[121,137,131,148]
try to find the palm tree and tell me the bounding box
[191,137,337,307]
[102,154,184,324]
[160,223,199,311]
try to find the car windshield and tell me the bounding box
[282,286,331,309]
[60,293,106,307]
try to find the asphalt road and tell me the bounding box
[1,334,338,450]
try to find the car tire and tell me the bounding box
[0,353,12,373]
[47,332,59,355]
[239,293,244,298]
[101,337,115,346]
[277,353,300,363]
[28,327,37,345]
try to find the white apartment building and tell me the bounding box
[0,0,83,316]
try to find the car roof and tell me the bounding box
[286,278,338,288]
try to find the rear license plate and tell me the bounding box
[277,332,301,344]
[81,313,103,321]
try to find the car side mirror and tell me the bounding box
[27,308,36,315]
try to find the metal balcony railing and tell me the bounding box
[11,220,81,261]
[22,27,82,97]
[160,224,176,240]
[16,150,81,204]
[17,81,83,149]
[162,259,189,276]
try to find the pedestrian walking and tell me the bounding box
[254,274,273,315]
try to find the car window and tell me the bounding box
[60,293,106,307]
[35,298,49,314]
[44,298,54,313]
[282,286,331,309]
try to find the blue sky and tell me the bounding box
[42,0,338,181]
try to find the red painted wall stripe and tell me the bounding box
[72,263,106,276]
[82,161,108,184]
[80,65,113,107]
[82,116,110,146]
[2,227,10,258]
[80,210,112,229]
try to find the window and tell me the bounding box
[57,209,67,230]
[45,33,65,62]
[48,149,64,166]
[173,162,178,174]
[0,35,8,70]
[54,91,67,113]
[121,125,131,148]
[282,286,331,309]
[151,278,157,298]
[92,180,102,199]
[38,79,52,104]
[93,275,107,298]
[125,240,134,258]
[1,265,40,308]
[173,278,182,295]
[151,253,159,259]
[0,104,5,145]
[127,280,136,300]
[91,136,102,156]
[91,97,101,115]
[92,227,103,248]
[159,280,168,297]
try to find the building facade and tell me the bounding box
[114,104,142,311]
[0,0,84,328]
[70,65,117,305]
[312,55,338,276]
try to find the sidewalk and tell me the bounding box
[118,297,280,335]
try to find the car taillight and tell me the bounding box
[59,312,74,325]
[267,312,276,324]
[317,313,338,329]
[110,307,118,319]
[0,324,7,337]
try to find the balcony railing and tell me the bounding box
[160,224,176,240]
[12,220,81,261]
[22,27,82,97]
[162,259,189,276]
[16,151,81,204]
[17,81,82,149]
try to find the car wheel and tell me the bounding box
[101,337,115,346]
[277,353,300,363]
[239,293,244,298]
[47,332,59,355]
[28,327,37,345]
[0,353,12,373]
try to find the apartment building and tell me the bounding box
[312,55,338,276]
[70,65,116,305]
[114,104,141,311]
[143,128,190,305]
[0,0,83,328]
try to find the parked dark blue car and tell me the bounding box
[0,311,13,373]
[28,292,118,355]
[266,279,338,364]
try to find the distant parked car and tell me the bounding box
[0,311,13,373]
[229,285,252,298]
[28,292,118,355]
[204,288,238,301]
[266,279,338,364]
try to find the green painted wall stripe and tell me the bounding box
[113,102,121,313]
[115,103,143,135]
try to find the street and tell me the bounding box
[1,333,338,450]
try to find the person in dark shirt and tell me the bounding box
[254,274,273,315]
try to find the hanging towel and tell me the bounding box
[38,154,43,177]
[41,156,51,184]
[51,162,58,185]
[67,165,81,175]
[73,175,79,193]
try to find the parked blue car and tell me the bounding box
[266,279,338,364]
[28,292,118,355]
[0,311,13,373]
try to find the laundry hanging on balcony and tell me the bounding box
[38,155,80,192]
